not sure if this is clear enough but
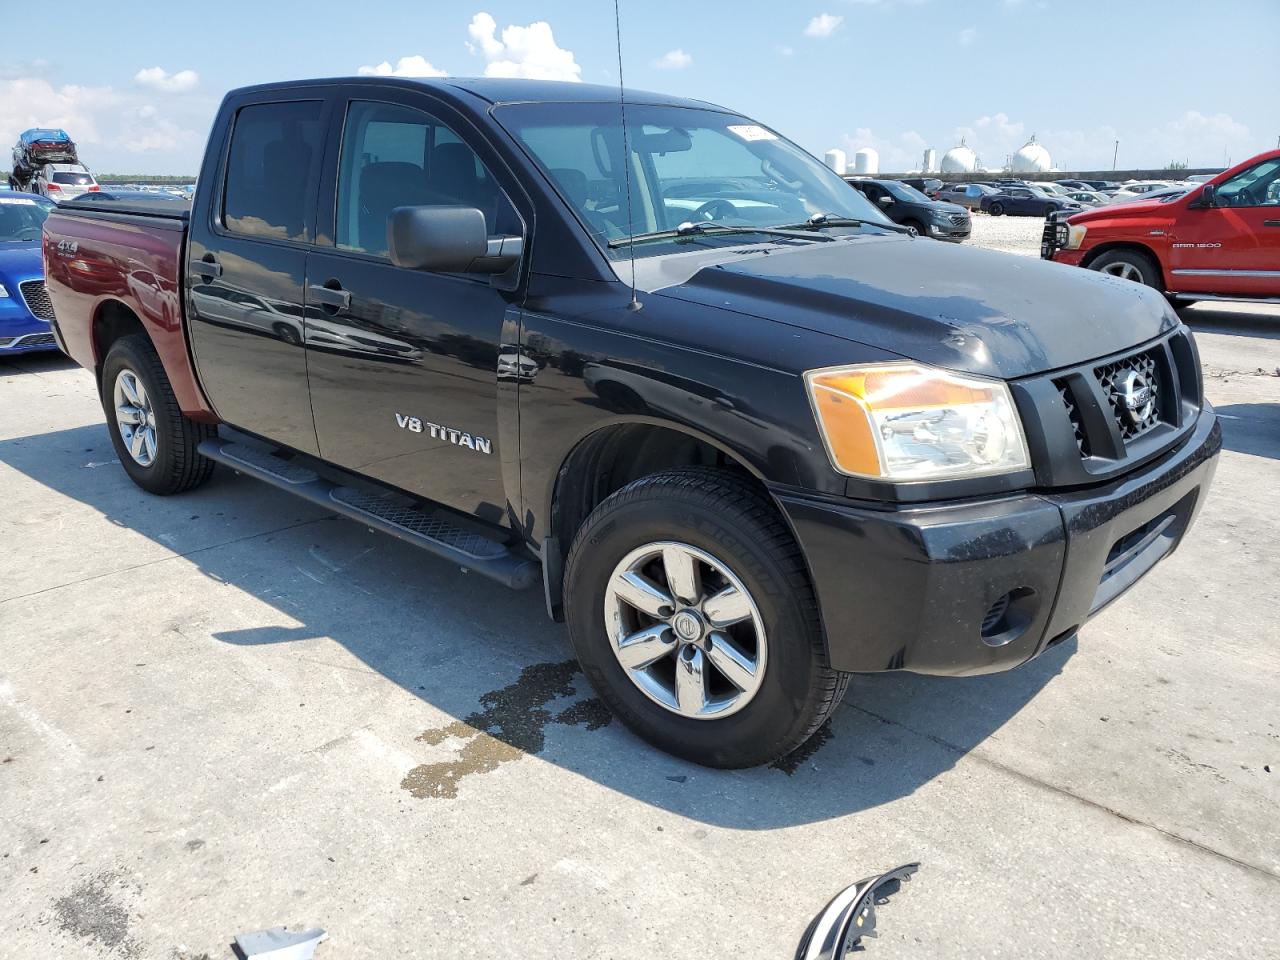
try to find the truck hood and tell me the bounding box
[652,235,1177,379]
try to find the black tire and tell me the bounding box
[1088,248,1162,290]
[564,467,850,768]
[100,334,217,495]
[988,201,1004,216]
[905,219,927,238]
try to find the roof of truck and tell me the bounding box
[231,76,725,111]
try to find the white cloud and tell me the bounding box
[804,13,844,37]
[652,49,692,70]
[779,45,795,57]
[466,12,581,82]
[957,27,978,45]
[133,66,199,93]
[839,127,930,173]
[357,55,447,78]
[0,77,204,170]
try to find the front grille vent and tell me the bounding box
[1056,381,1091,456]
[19,280,55,322]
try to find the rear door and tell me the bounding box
[186,92,332,455]
[303,88,528,520]
[1168,157,1280,297]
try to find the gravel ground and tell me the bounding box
[966,210,1045,256]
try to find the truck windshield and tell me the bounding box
[495,101,893,258]
[0,196,52,241]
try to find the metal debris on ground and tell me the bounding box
[795,863,920,959]
[233,926,327,960]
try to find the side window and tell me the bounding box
[223,100,324,242]
[335,100,517,258]
[1216,158,1280,207]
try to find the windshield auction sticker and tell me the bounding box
[727,124,778,142]
[0,197,38,204]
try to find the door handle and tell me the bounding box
[308,283,351,311]
[1264,219,1280,227]
[194,256,222,279]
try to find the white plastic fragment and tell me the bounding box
[234,926,327,960]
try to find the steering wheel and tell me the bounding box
[692,198,739,222]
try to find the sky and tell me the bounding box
[2,0,1277,176]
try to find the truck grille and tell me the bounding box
[1034,329,1201,485]
[19,280,55,322]
[1096,348,1162,441]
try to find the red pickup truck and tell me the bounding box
[1043,148,1280,305]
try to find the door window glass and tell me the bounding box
[223,100,324,242]
[1216,158,1280,207]
[335,100,516,257]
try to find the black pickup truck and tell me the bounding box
[42,77,1220,767]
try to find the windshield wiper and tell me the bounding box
[784,213,915,235]
[607,220,834,248]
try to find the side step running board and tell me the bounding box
[198,439,539,590]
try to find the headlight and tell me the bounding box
[1065,223,1088,250]
[0,283,9,298]
[805,363,1030,481]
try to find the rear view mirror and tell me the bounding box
[1195,183,1217,208]
[877,196,894,207]
[387,205,523,274]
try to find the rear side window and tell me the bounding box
[223,100,324,242]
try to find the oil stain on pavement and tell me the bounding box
[401,660,612,799]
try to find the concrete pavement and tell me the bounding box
[1,305,1277,959]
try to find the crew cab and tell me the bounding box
[43,77,1220,768]
[1043,149,1280,304]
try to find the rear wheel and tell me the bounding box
[564,468,849,768]
[101,334,217,495]
[1089,248,1162,289]
[988,201,1005,217]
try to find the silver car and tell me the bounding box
[34,163,99,202]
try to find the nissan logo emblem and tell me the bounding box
[1116,370,1154,424]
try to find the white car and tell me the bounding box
[34,163,99,202]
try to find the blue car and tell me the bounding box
[0,193,59,354]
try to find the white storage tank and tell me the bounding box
[922,148,937,174]
[940,139,978,174]
[1011,135,1052,173]
[853,147,879,175]
[823,149,847,175]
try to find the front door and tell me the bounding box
[1168,156,1280,297]
[186,97,328,455]
[304,95,525,521]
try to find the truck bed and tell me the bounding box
[43,195,215,421]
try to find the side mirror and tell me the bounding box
[877,196,894,207]
[387,205,523,274]
[1194,184,1216,208]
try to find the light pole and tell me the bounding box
[1112,140,1119,171]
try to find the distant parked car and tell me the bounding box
[937,182,997,209]
[1057,179,1119,192]
[0,193,60,354]
[32,163,99,203]
[1063,190,1108,206]
[1105,186,1189,205]
[845,177,970,240]
[981,185,1086,217]
[898,177,943,199]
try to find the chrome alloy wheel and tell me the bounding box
[113,368,158,467]
[604,541,767,719]
[1100,260,1145,283]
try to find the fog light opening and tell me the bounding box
[980,587,1037,647]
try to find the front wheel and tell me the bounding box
[101,334,217,495]
[1089,248,1162,289]
[564,468,849,768]
[904,219,926,238]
